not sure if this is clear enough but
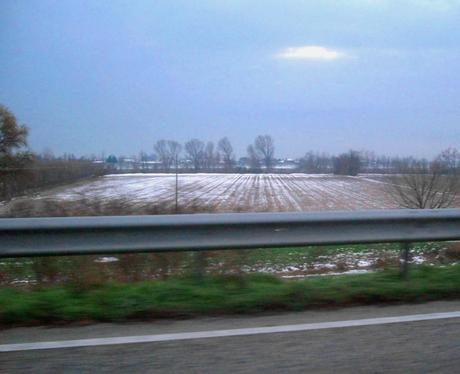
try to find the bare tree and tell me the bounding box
[203,141,219,171]
[185,138,205,171]
[218,137,234,171]
[154,140,172,171]
[247,145,260,170]
[301,151,332,173]
[139,150,148,171]
[167,140,182,165]
[435,147,460,174]
[253,135,275,170]
[333,151,361,176]
[154,140,182,172]
[385,157,459,209]
[384,152,459,278]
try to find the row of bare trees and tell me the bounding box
[153,136,276,172]
[150,135,459,188]
[153,137,236,172]
[152,135,276,172]
[298,149,460,175]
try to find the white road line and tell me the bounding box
[2,311,460,352]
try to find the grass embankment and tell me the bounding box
[2,265,460,326]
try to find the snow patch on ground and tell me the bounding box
[282,269,373,279]
[94,256,119,263]
[412,255,426,264]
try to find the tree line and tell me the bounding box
[106,136,459,178]
[150,135,275,172]
[105,135,277,173]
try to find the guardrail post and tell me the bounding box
[400,242,411,279]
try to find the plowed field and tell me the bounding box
[1,173,399,216]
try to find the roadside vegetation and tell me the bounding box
[1,242,460,327]
[1,242,457,287]
[2,265,460,326]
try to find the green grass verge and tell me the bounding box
[2,265,460,326]
[209,242,446,269]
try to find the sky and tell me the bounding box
[1,0,460,159]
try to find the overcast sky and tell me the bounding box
[1,0,459,158]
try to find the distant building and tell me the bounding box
[274,158,299,171]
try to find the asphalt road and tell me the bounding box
[2,301,460,373]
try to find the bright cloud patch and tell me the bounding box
[276,46,345,60]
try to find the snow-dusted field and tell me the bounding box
[1,173,399,216]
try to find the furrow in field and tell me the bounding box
[287,175,328,210]
[265,175,296,211]
[334,178,390,209]
[259,175,276,211]
[288,176,340,210]
[264,175,292,211]
[273,174,306,211]
[304,177,362,210]
[221,174,254,211]
[241,175,261,211]
[206,174,246,211]
[310,177,390,210]
[186,174,243,208]
[176,175,229,208]
[235,175,253,211]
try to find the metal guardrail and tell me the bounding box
[1,209,460,258]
